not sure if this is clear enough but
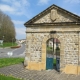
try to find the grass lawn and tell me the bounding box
[0,58,24,68]
[0,74,22,80]
[53,59,56,65]
[0,58,24,80]
[47,46,53,51]
[0,42,17,48]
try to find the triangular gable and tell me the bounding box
[24,4,80,25]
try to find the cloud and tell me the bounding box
[38,0,50,5]
[0,0,31,18]
[64,0,80,4]
[12,20,25,25]
[1,0,30,6]
[16,27,26,35]
[75,13,80,16]
[12,20,26,39]
[78,13,80,16]
[0,4,15,12]
[1,0,11,3]
[15,27,26,39]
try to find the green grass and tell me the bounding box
[0,42,17,48]
[0,74,22,80]
[0,58,24,80]
[47,46,53,51]
[0,58,24,68]
[53,59,56,65]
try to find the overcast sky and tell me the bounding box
[0,0,80,40]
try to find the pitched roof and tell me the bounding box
[24,4,80,26]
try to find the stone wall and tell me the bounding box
[25,25,80,72]
[34,9,77,23]
[26,33,48,62]
[64,32,79,65]
[26,26,80,32]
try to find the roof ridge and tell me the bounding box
[24,4,80,25]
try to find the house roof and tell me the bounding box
[24,4,80,26]
[50,38,60,43]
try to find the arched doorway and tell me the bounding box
[46,38,60,71]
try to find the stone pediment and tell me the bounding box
[24,4,80,25]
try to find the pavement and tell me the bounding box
[0,48,13,58]
[0,48,25,58]
[0,63,80,80]
[0,44,25,58]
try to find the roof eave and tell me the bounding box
[24,22,80,27]
[24,4,80,25]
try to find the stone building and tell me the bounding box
[24,4,80,74]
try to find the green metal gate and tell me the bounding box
[46,38,60,71]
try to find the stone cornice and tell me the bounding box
[26,31,80,33]
[25,22,80,27]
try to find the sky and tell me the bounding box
[0,0,80,40]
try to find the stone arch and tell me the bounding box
[41,33,65,70]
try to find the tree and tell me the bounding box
[0,10,16,42]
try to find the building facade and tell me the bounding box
[24,4,80,74]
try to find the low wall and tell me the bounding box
[25,61,46,71]
[63,64,80,75]
[26,62,80,75]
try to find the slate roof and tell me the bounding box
[24,4,80,26]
